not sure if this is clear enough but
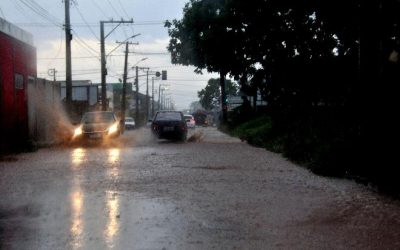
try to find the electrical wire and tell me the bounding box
[71,29,101,60]
[46,29,64,69]
[117,0,135,35]
[73,1,100,40]
[18,0,62,28]
[13,21,165,27]
[90,0,108,19]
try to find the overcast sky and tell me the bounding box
[0,0,218,110]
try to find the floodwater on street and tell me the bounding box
[1,127,400,249]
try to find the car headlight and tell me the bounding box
[108,123,119,135]
[73,126,83,138]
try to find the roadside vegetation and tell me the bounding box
[166,0,399,195]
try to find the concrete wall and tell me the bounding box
[28,78,71,145]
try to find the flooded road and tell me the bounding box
[1,127,400,249]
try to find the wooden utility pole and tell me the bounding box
[220,72,227,123]
[121,42,129,133]
[100,19,134,111]
[135,66,139,123]
[116,41,137,132]
[64,0,72,113]
[151,77,154,117]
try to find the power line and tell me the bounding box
[72,2,100,40]
[18,0,62,28]
[117,0,135,35]
[106,0,122,18]
[71,29,101,60]
[13,21,164,27]
[37,52,169,60]
[10,0,33,21]
[167,79,210,82]
[90,0,108,19]
[46,29,64,68]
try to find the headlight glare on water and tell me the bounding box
[73,126,83,138]
[108,123,119,135]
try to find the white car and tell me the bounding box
[184,115,196,129]
[124,117,136,130]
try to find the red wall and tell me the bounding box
[0,31,36,150]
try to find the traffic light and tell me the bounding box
[162,70,167,80]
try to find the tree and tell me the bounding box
[165,0,238,122]
[198,78,238,111]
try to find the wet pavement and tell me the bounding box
[1,127,400,249]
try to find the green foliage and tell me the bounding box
[198,78,238,110]
[169,0,400,193]
[232,116,284,153]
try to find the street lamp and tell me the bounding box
[132,57,148,68]
[132,57,148,123]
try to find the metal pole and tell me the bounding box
[100,21,107,111]
[100,19,134,111]
[121,42,129,133]
[146,70,149,121]
[135,66,139,123]
[151,77,154,117]
[158,84,161,111]
[65,0,72,113]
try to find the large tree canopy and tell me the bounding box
[166,0,400,191]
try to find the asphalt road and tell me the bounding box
[1,127,400,249]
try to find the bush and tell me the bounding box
[232,116,284,153]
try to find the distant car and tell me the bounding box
[72,111,121,140]
[184,114,196,129]
[124,117,136,130]
[151,111,187,141]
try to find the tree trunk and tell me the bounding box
[220,72,227,123]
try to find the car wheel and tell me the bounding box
[180,134,187,142]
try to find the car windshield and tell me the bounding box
[155,112,182,121]
[82,112,115,124]
[125,118,134,122]
[184,115,193,119]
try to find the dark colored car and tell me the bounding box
[72,111,121,140]
[151,111,187,141]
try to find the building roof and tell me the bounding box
[0,17,33,46]
[58,80,94,87]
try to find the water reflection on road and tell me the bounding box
[70,148,86,249]
[69,146,177,249]
[105,148,121,248]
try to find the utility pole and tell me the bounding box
[135,66,139,122]
[158,84,161,111]
[151,77,154,117]
[145,70,149,121]
[64,0,72,114]
[116,40,138,132]
[120,42,129,133]
[100,19,134,111]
